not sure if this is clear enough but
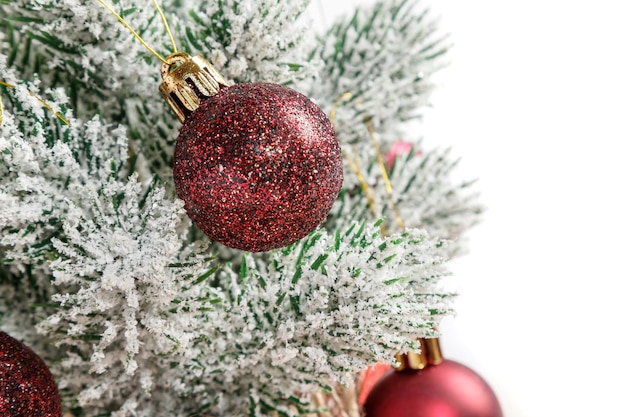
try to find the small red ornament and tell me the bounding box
[0,331,62,417]
[385,140,413,168]
[363,339,502,417]
[160,53,343,252]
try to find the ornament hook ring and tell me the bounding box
[160,52,192,80]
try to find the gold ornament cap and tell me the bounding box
[395,338,444,371]
[159,52,230,123]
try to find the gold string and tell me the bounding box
[0,80,70,125]
[330,92,407,236]
[153,0,178,53]
[95,0,168,64]
[343,146,379,219]
[330,93,379,219]
[364,116,406,232]
[329,92,352,125]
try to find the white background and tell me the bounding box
[311,1,626,416]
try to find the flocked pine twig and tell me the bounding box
[306,0,481,257]
[186,220,452,417]
[0,74,219,416]
[307,0,450,145]
[174,0,317,85]
[329,142,483,258]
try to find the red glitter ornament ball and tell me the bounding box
[174,82,343,252]
[0,331,62,417]
[363,359,503,417]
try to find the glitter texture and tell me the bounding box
[174,82,343,252]
[0,331,62,417]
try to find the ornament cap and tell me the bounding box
[159,52,230,123]
[395,337,444,371]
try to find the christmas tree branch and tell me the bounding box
[307,0,450,145]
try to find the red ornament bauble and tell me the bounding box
[160,53,343,252]
[0,331,62,417]
[174,82,342,252]
[363,359,503,417]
